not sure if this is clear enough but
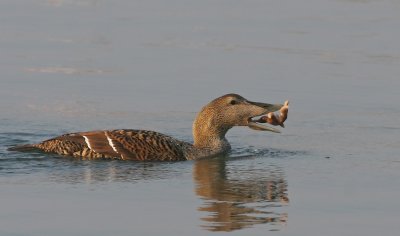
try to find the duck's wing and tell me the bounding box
[35,129,188,161]
[104,129,188,161]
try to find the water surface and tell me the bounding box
[1,0,399,235]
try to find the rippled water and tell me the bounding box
[1,129,298,234]
[1,0,400,235]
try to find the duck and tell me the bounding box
[8,94,288,161]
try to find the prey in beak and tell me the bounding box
[247,100,289,133]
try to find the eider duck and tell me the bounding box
[9,94,289,161]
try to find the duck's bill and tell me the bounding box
[247,101,283,113]
[248,121,281,133]
[246,100,289,133]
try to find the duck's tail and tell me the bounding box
[7,144,39,152]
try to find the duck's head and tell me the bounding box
[193,94,284,148]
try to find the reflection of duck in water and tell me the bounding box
[193,157,289,232]
[9,94,288,161]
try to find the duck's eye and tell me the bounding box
[230,100,237,105]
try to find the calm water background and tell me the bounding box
[1,0,399,235]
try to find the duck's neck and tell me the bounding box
[185,113,232,160]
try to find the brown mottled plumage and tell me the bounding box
[9,94,288,161]
[32,130,189,161]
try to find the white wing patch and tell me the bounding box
[105,133,119,154]
[83,135,93,150]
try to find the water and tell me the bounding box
[1,0,399,235]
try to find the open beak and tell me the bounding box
[246,101,284,133]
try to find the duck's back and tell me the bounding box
[32,129,189,161]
